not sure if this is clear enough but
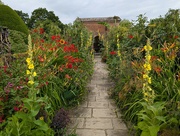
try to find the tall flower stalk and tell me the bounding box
[142,39,155,104]
[117,33,121,60]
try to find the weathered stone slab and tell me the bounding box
[112,118,128,130]
[96,95,109,102]
[84,118,113,129]
[76,129,106,136]
[88,101,109,108]
[87,95,96,102]
[70,108,92,118]
[68,118,84,128]
[106,130,129,136]
[93,109,116,118]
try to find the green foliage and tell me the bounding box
[9,30,28,53]
[136,102,178,136]
[0,5,28,35]
[28,7,64,30]
[14,10,29,26]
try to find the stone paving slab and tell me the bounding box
[88,101,109,108]
[76,129,106,136]
[84,118,113,129]
[106,130,129,136]
[93,109,116,118]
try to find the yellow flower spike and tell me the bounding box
[28,64,34,69]
[26,70,31,75]
[26,58,31,63]
[28,80,34,85]
[33,72,37,77]
[144,63,151,71]
[146,54,151,61]
[143,74,148,79]
[148,77,151,84]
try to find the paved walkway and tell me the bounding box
[68,55,129,136]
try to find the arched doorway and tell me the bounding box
[93,36,103,53]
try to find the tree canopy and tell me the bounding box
[28,8,64,30]
[15,10,29,26]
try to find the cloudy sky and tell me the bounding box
[2,0,180,24]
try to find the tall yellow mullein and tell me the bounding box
[142,39,155,103]
[26,35,37,85]
[117,33,121,58]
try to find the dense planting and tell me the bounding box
[103,9,180,136]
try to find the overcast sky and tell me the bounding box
[2,0,180,24]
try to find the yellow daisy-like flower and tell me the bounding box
[28,80,34,85]
[39,116,44,120]
[60,39,65,45]
[33,72,37,77]
[26,70,31,75]
[28,64,34,69]
[144,45,152,51]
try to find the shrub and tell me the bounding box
[0,5,28,35]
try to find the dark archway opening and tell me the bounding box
[93,36,103,53]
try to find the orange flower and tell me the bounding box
[65,74,71,79]
[154,67,162,74]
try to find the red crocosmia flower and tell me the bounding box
[14,106,19,111]
[128,34,133,39]
[33,29,38,33]
[174,35,178,39]
[38,56,44,62]
[39,28,44,34]
[110,51,117,55]
[40,39,45,43]
[151,56,158,61]
[66,63,73,69]
[59,67,63,72]
[65,74,71,79]
[51,35,56,41]
[154,67,162,74]
[46,82,49,85]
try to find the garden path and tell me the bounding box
[67,54,129,136]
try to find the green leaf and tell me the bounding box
[137,121,148,131]
[34,120,49,131]
[155,116,166,123]
[148,126,160,136]
[141,131,150,136]
[31,104,40,116]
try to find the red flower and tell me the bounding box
[65,74,71,79]
[14,106,19,111]
[51,35,57,41]
[39,28,44,34]
[174,35,178,39]
[66,63,73,69]
[33,29,38,33]
[40,39,45,43]
[110,51,117,55]
[128,34,133,39]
